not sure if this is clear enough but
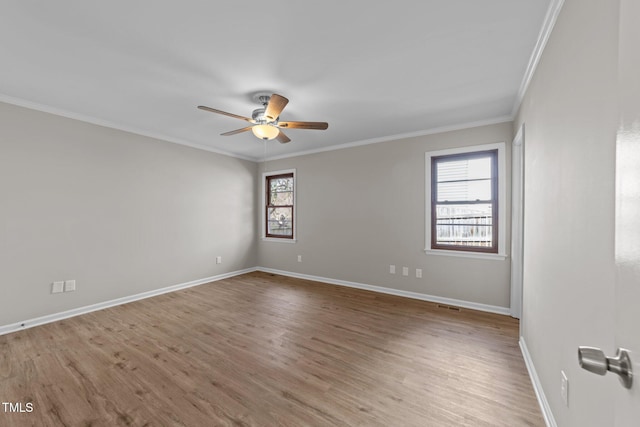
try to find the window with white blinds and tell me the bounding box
[431,150,498,253]
[425,143,506,259]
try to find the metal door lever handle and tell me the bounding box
[578,347,633,389]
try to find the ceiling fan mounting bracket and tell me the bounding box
[252,92,272,107]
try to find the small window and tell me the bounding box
[431,150,498,253]
[265,172,294,239]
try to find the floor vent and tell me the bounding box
[437,304,461,312]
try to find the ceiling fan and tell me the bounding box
[198,93,328,144]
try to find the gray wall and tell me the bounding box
[0,99,513,327]
[514,0,619,425]
[0,102,258,326]
[258,122,513,308]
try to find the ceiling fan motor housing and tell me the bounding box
[252,108,269,124]
[252,93,279,123]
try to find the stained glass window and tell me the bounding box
[266,173,294,238]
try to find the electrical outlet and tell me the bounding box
[297,255,302,262]
[389,265,396,274]
[216,256,222,264]
[64,280,76,292]
[52,281,64,294]
[561,370,569,406]
[416,268,422,278]
[402,267,409,276]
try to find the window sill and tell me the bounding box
[262,237,297,244]
[424,248,507,261]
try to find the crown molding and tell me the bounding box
[1,92,512,164]
[0,93,257,162]
[511,0,566,118]
[261,115,513,162]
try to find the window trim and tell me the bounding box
[431,149,498,253]
[262,169,297,243]
[425,143,507,260]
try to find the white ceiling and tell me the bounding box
[0,1,551,161]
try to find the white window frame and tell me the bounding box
[425,143,507,260]
[262,168,297,243]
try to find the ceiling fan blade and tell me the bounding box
[221,126,253,136]
[276,130,291,144]
[264,94,289,121]
[198,105,253,122]
[277,121,329,130]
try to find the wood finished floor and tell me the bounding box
[0,272,544,426]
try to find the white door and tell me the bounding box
[579,2,639,424]
[614,0,640,423]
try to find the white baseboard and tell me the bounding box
[0,267,257,336]
[520,337,557,427]
[256,267,511,316]
[0,266,511,336]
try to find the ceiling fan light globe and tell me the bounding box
[252,124,279,140]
